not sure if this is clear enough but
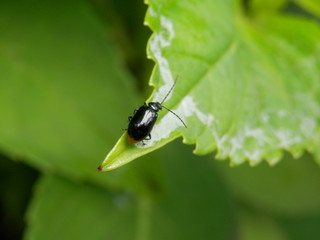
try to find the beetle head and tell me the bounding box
[148,102,162,112]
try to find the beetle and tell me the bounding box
[127,79,187,144]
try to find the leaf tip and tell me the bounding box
[98,155,124,171]
[97,165,103,172]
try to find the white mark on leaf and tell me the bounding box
[149,9,176,103]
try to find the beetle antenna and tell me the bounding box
[160,75,179,104]
[162,105,187,128]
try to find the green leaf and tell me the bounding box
[280,214,320,240]
[250,0,289,13]
[24,175,137,240]
[25,147,232,240]
[295,0,320,15]
[237,210,287,240]
[0,0,141,186]
[216,153,320,216]
[100,0,320,170]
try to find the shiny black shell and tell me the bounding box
[127,103,161,142]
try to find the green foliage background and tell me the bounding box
[0,0,320,239]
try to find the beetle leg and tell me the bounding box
[145,133,151,140]
[128,116,132,122]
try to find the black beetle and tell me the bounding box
[127,79,187,144]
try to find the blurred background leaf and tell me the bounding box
[0,0,144,188]
[295,0,320,15]
[24,144,233,240]
[217,153,320,216]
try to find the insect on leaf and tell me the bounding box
[100,0,320,171]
